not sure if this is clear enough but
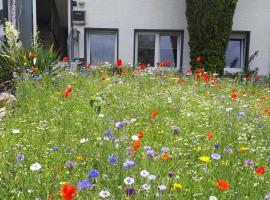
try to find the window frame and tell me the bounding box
[85,28,119,65]
[134,29,184,69]
[225,31,250,72]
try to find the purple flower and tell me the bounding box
[108,156,117,165]
[144,146,151,151]
[77,179,92,190]
[244,159,254,166]
[104,130,112,135]
[122,80,126,83]
[65,161,75,170]
[161,147,169,153]
[114,80,119,84]
[88,169,100,178]
[267,157,270,163]
[211,153,221,160]
[16,154,24,162]
[172,126,181,134]
[115,122,126,129]
[50,147,58,151]
[125,188,136,196]
[123,160,136,169]
[168,172,174,177]
[224,147,232,153]
[147,150,155,158]
[214,144,220,149]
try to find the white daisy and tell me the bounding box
[30,162,41,171]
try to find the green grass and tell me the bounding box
[0,70,270,200]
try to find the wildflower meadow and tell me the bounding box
[0,67,270,200]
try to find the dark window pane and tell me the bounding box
[225,40,242,68]
[160,35,178,67]
[90,33,116,65]
[138,35,155,66]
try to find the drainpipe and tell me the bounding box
[70,0,74,61]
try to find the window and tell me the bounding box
[87,30,118,65]
[225,32,249,70]
[135,31,182,68]
[225,39,244,68]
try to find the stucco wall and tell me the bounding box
[72,0,270,75]
[232,0,270,75]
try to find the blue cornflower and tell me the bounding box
[214,144,220,149]
[16,154,24,162]
[172,126,181,134]
[125,188,136,196]
[161,147,169,153]
[115,122,125,129]
[108,156,117,165]
[104,129,112,135]
[224,147,232,153]
[122,80,126,83]
[211,153,221,160]
[88,169,100,178]
[77,179,92,190]
[114,80,119,84]
[267,157,270,163]
[50,147,58,151]
[168,172,174,177]
[53,83,59,87]
[123,160,136,169]
[237,112,246,118]
[143,146,151,151]
[147,150,155,158]
[147,174,157,181]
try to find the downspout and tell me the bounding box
[70,0,74,60]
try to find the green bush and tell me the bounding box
[186,0,238,75]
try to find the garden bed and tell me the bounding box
[0,70,269,199]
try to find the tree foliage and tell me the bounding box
[186,0,238,75]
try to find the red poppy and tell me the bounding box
[196,67,203,73]
[231,93,237,99]
[29,52,37,59]
[140,64,147,70]
[138,131,144,139]
[86,63,92,69]
[61,183,77,200]
[216,180,230,192]
[116,58,122,67]
[202,72,209,80]
[231,89,236,93]
[196,56,202,62]
[195,73,201,79]
[120,68,127,75]
[151,109,158,119]
[255,166,266,175]
[255,75,262,81]
[101,77,106,81]
[63,56,69,62]
[133,140,140,151]
[64,86,72,97]
[207,131,214,140]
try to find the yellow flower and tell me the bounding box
[76,156,83,161]
[173,183,183,189]
[239,147,249,152]
[199,156,211,163]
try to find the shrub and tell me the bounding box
[186,0,238,75]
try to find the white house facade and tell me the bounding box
[1,0,270,75]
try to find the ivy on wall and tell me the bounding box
[186,0,238,75]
